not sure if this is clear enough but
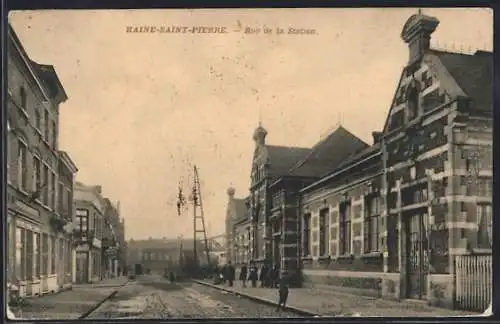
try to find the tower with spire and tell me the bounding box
[252,122,268,147]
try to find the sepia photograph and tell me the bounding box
[5,7,493,319]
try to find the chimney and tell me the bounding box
[401,11,439,65]
[94,185,102,194]
[372,131,382,143]
[227,187,235,198]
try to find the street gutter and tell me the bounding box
[78,280,130,319]
[192,279,320,317]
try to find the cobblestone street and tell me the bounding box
[85,275,301,319]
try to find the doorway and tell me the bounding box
[405,211,429,299]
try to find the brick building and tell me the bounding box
[224,188,250,266]
[7,23,78,297]
[299,12,492,308]
[248,123,311,268]
[269,126,367,285]
[102,199,125,277]
[127,237,206,274]
[73,182,107,283]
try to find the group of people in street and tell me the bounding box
[214,260,289,311]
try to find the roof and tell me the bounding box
[30,61,69,103]
[334,141,381,171]
[288,126,369,178]
[430,49,492,112]
[266,145,311,181]
[233,198,248,222]
[58,150,78,173]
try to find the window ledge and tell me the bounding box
[361,251,383,259]
[318,255,331,261]
[471,248,492,255]
[301,256,313,261]
[336,254,354,261]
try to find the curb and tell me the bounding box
[78,280,130,319]
[192,280,319,317]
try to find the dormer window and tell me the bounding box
[421,71,433,89]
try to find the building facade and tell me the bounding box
[102,199,124,277]
[269,126,368,285]
[248,124,311,267]
[7,24,77,297]
[73,182,106,283]
[299,12,492,308]
[224,187,249,266]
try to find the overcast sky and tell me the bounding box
[9,8,492,240]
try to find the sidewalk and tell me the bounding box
[10,276,129,320]
[193,280,478,317]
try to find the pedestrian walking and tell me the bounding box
[271,264,279,288]
[276,270,289,312]
[239,264,248,287]
[259,263,268,288]
[226,261,235,287]
[248,262,258,287]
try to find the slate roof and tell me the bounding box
[266,145,312,181]
[431,49,492,112]
[287,126,369,178]
[233,198,248,222]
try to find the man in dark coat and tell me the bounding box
[271,264,280,288]
[239,264,248,287]
[259,264,269,288]
[276,270,289,312]
[225,261,236,287]
[248,262,258,287]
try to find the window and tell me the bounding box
[18,227,27,280]
[34,232,41,278]
[51,172,56,209]
[477,204,492,248]
[26,230,33,279]
[302,213,311,257]
[58,183,64,213]
[59,238,64,272]
[50,236,56,274]
[66,189,72,217]
[44,110,50,141]
[35,110,41,131]
[52,120,57,148]
[66,241,71,275]
[33,156,41,193]
[407,86,419,121]
[20,86,27,109]
[319,209,329,256]
[18,140,28,191]
[421,71,433,89]
[364,196,380,253]
[43,165,49,204]
[339,202,351,255]
[42,233,49,275]
[478,178,493,197]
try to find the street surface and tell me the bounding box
[85,275,300,319]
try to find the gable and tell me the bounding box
[288,126,369,178]
[382,50,493,135]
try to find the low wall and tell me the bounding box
[303,269,403,300]
[427,274,454,309]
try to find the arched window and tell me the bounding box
[407,85,419,121]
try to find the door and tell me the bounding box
[76,252,88,283]
[273,237,280,266]
[406,212,429,299]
